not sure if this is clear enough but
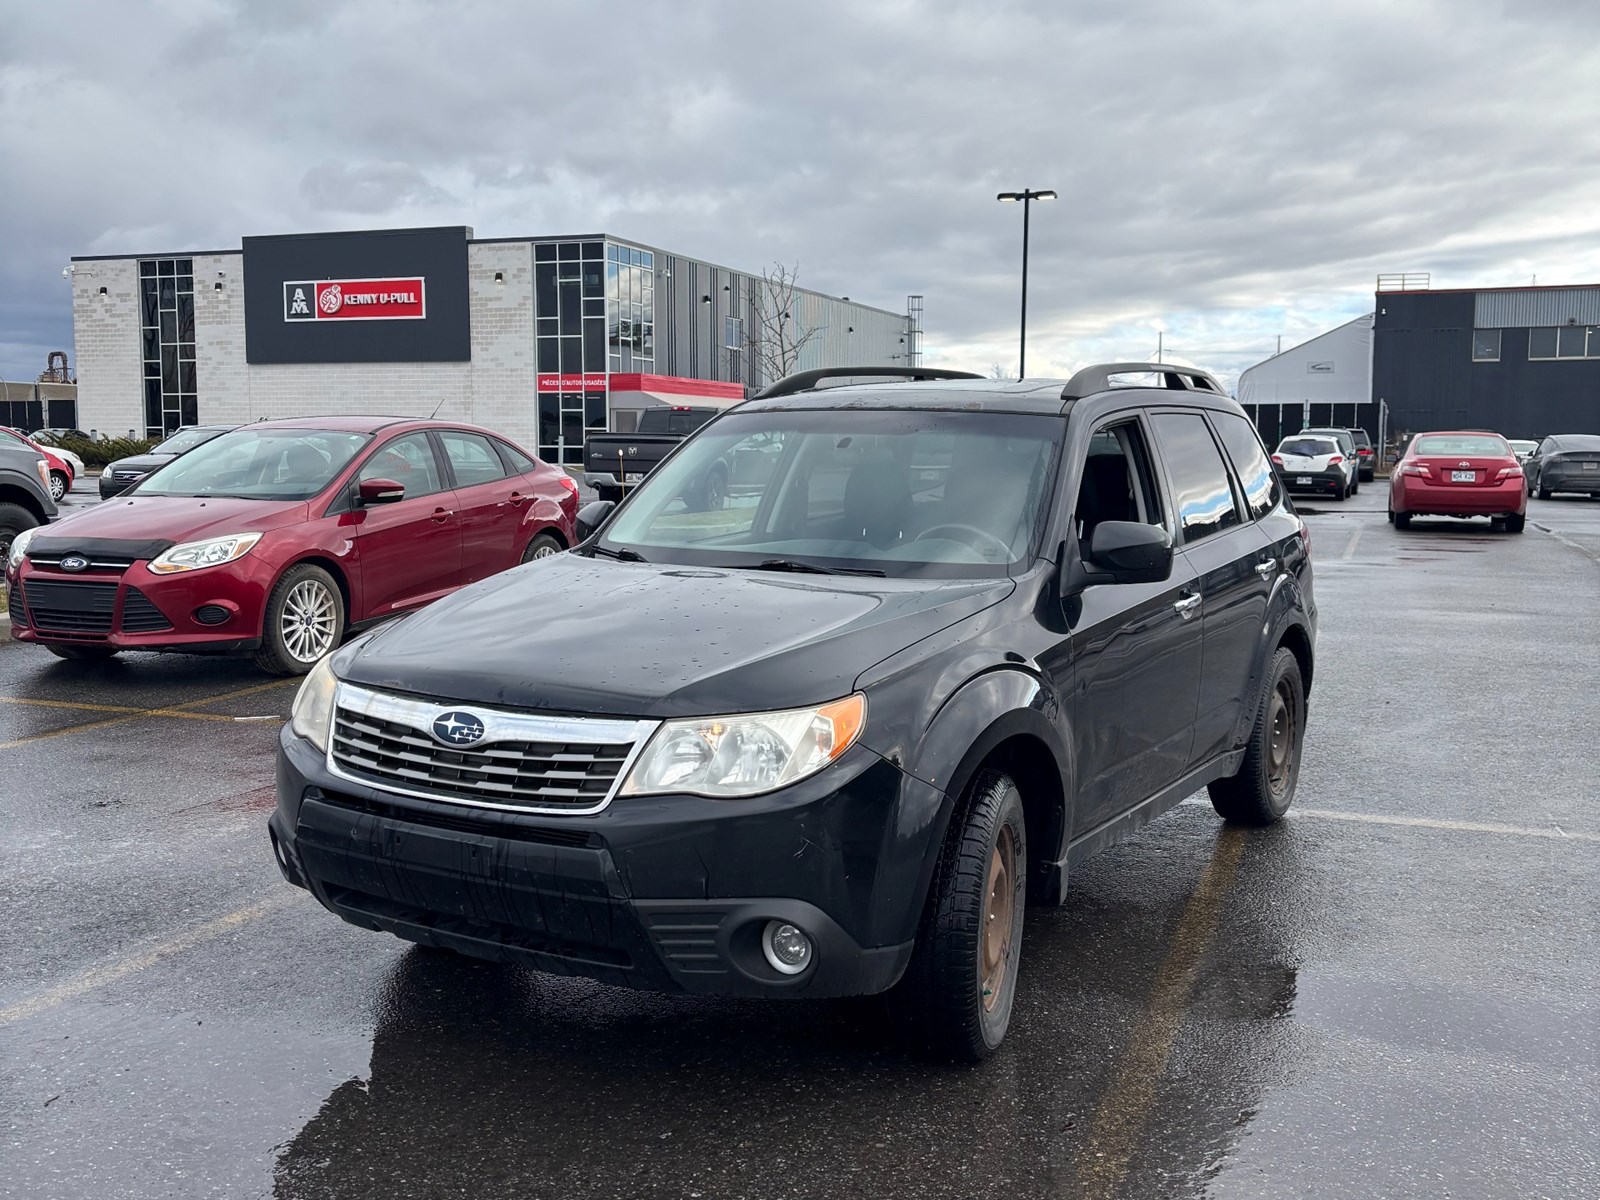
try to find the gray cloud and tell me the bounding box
[2,0,1598,387]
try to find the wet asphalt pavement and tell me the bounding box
[1,483,1596,1199]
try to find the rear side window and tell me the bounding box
[1150,412,1241,544]
[1212,412,1280,521]
[440,431,509,486]
[495,438,539,474]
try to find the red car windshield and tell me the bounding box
[134,428,371,500]
[1411,435,1509,457]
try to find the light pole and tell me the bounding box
[996,188,1056,378]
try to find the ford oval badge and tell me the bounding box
[59,554,89,572]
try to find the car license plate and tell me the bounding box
[624,473,644,484]
[1296,476,1312,485]
[1584,462,1598,471]
[1451,470,1475,482]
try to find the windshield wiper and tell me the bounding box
[753,558,886,577]
[587,545,648,562]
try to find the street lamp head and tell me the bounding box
[1035,190,1058,201]
[996,192,1023,203]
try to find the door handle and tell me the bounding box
[1173,591,1202,618]
[1254,558,1278,578]
[430,507,452,523]
[508,491,527,507]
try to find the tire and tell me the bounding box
[1351,477,1359,495]
[1537,486,1552,501]
[49,471,70,502]
[253,563,346,676]
[1385,505,1395,525]
[685,467,728,513]
[1504,513,1526,534]
[0,501,40,564]
[1394,511,1413,529]
[889,770,1027,1061]
[1332,485,1346,502]
[1209,646,1305,825]
[45,644,120,661]
[520,532,563,564]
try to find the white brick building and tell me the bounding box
[68,226,916,465]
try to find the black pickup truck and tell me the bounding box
[583,407,721,506]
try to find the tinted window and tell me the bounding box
[1151,412,1240,544]
[440,431,508,487]
[1212,411,1280,521]
[1411,435,1510,457]
[1277,438,1337,457]
[359,433,446,498]
[136,428,370,500]
[496,439,539,474]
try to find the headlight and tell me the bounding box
[620,694,866,799]
[290,654,339,753]
[35,458,50,491]
[148,532,262,574]
[7,526,36,571]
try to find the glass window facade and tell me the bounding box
[607,242,654,373]
[534,240,615,464]
[139,258,196,435]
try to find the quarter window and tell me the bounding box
[1150,412,1241,544]
[1211,411,1281,521]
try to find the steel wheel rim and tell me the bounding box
[280,579,337,663]
[1266,681,1296,795]
[50,475,66,500]
[981,825,1016,1012]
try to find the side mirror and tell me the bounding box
[358,478,404,504]
[575,499,616,542]
[1085,521,1174,585]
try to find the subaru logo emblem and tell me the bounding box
[59,554,89,573]
[431,711,486,746]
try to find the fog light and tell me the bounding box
[762,920,812,976]
[194,604,230,626]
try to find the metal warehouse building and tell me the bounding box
[67,225,918,464]
[1372,278,1600,444]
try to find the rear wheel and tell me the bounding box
[890,770,1027,1061]
[520,532,563,563]
[48,470,70,502]
[254,564,345,676]
[1504,513,1526,534]
[1537,485,1552,500]
[1385,505,1395,524]
[1209,646,1305,825]
[1394,511,1413,529]
[0,501,40,564]
[46,644,120,661]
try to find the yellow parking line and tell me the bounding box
[0,678,299,751]
[0,892,296,1028]
[1075,828,1246,1199]
[0,695,148,715]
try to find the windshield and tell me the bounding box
[134,428,371,500]
[1412,435,1510,457]
[155,427,225,455]
[599,409,1062,577]
[1278,438,1337,457]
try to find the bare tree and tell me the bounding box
[988,362,1018,380]
[746,262,824,384]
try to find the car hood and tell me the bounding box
[341,554,1015,718]
[107,453,178,474]
[41,494,308,551]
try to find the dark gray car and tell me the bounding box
[1526,434,1600,499]
[99,424,237,498]
[0,441,59,565]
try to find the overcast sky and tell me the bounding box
[3,0,1598,391]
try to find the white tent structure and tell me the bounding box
[1237,314,1381,448]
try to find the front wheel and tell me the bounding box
[1209,646,1305,825]
[254,564,345,676]
[49,471,70,502]
[890,770,1027,1061]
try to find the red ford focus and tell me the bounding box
[1388,430,1527,533]
[5,417,578,673]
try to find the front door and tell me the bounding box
[349,432,462,617]
[1052,416,1205,838]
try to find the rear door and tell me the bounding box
[436,429,522,581]
[349,432,462,617]
[1149,410,1274,770]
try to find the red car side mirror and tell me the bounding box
[358,478,405,505]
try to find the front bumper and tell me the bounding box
[98,475,142,499]
[1393,477,1526,516]
[271,726,936,997]
[8,557,271,653]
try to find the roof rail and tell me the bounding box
[754,366,984,400]
[1060,362,1225,402]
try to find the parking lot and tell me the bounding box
[2,485,1597,1200]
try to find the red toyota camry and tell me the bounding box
[5,417,578,673]
[1388,430,1527,533]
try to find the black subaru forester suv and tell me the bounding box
[272,363,1316,1060]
